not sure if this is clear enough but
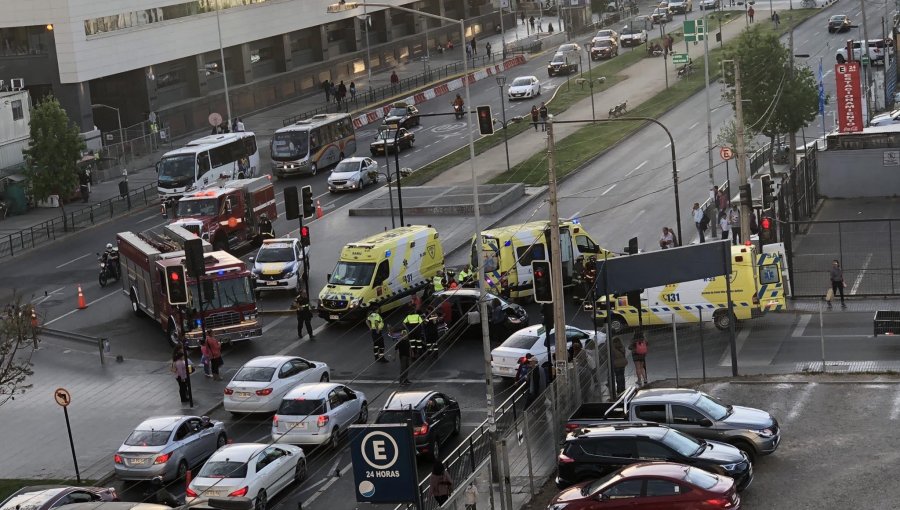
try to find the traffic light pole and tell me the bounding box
[392,124,405,227]
[187,276,206,408]
[299,218,311,300]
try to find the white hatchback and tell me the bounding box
[507,76,542,100]
[490,325,605,378]
[224,356,330,414]
[328,157,379,192]
[272,383,368,449]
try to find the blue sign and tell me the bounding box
[349,424,420,505]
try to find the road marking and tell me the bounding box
[718,328,751,367]
[32,287,65,305]
[786,382,816,423]
[335,378,487,384]
[663,142,671,149]
[802,39,809,44]
[43,289,119,326]
[689,122,699,130]
[303,462,353,506]
[294,477,329,496]
[601,184,616,196]
[626,161,647,176]
[273,321,330,356]
[137,214,160,223]
[263,315,288,334]
[890,389,900,420]
[792,314,812,337]
[850,253,872,295]
[56,253,92,269]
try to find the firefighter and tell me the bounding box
[258,213,274,240]
[366,306,387,363]
[432,270,446,294]
[403,305,424,358]
[457,265,471,287]
[583,256,598,307]
[572,255,585,302]
[423,306,440,355]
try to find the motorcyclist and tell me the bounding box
[145,476,180,507]
[452,94,464,112]
[102,243,120,279]
[258,213,274,240]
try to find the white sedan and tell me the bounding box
[187,443,305,510]
[224,356,330,414]
[507,76,541,100]
[869,109,900,126]
[490,324,605,378]
[328,157,379,192]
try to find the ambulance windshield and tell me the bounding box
[329,261,376,286]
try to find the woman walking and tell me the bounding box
[429,460,453,505]
[611,337,628,396]
[628,333,648,387]
[171,351,189,403]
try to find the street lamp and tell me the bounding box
[358,10,372,84]
[213,0,233,128]
[91,103,125,162]
[327,2,503,506]
[495,75,511,174]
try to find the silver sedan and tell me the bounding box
[114,415,228,482]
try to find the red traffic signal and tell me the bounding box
[300,225,310,247]
[531,260,553,303]
[477,105,494,135]
[170,271,180,281]
[166,264,189,305]
[760,217,771,230]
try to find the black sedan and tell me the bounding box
[426,288,529,339]
[828,14,851,33]
[382,101,420,128]
[370,127,415,155]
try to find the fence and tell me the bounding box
[97,124,173,167]
[0,181,158,259]
[780,145,819,232]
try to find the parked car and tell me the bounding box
[827,14,852,33]
[186,443,306,509]
[836,39,891,64]
[328,157,378,192]
[556,423,752,491]
[375,390,461,460]
[507,76,542,100]
[426,288,529,339]
[1,487,119,510]
[869,108,900,126]
[651,6,673,23]
[619,25,648,47]
[272,382,368,449]
[548,462,741,510]
[668,0,693,13]
[490,325,605,379]
[699,0,720,10]
[224,356,330,414]
[591,39,619,60]
[382,101,420,128]
[114,416,227,481]
[370,126,415,155]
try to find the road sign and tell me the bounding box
[719,146,734,160]
[683,18,705,42]
[861,55,870,65]
[208,112,223,127]
[672,53,689,64]
[350,424,419,505]
[54,388,71,407]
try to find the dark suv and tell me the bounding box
[426,289,529,338]
[375,391,461,460]
[556,423,752,492]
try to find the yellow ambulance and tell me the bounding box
[318,225,444,322]
[594,244,787,333]
[471,220,610,301]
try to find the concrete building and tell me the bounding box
[1,0,504,139]
[0,89,31,170]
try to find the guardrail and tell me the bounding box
[0,181,159,260]
[40,326,109,365]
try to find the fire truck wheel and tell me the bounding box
[130,291,141,316]
[167,320,180,347]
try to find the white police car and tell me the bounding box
[251,238,307,292]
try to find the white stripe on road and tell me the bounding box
[263,315,288,334]
[43,289,119,326]
[56,253,92,269]
[850,253,872,295]
[626,160,647,177]
[302,463,353,506]
[718,328,751,367]
[792,314,812,337]
[786,382,816,423]
[890,389,900,420]
[138,213,161,223]
[601,184,617,196]
[689,122,699,130]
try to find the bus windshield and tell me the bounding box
[176,198,217,217]
[329,261,376,286]
[272,131,309,159]
[158,154,196,184]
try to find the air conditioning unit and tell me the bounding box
[11,78,25,90]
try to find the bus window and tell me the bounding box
[244,135,257,156]
[309,129,321,152]
[197,152,211,174]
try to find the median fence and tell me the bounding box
[0,182,158,259]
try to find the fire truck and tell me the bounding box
[117,224,263,347]
[169,176,277,253]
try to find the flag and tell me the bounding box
[818,59,826,116]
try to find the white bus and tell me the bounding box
[271,113,356,178]
[156,132,259,199]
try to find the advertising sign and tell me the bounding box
[350,424,419,505]
[835,62,863,133]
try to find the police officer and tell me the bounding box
[457,265,471,287]
[423,306,440,354]
[294,293,314,340]
[403,305,424,358]
[432,270,445,293]
[366,306,387,362]
[258,213,274,240]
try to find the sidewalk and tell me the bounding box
[427,13,751,186]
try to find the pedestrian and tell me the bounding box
[828,259,846,309]
[666,35,674,55]
[524,356,543,407]
[668,226,679,247]
[337,80,347,107]
[200,341,212,378]
[515,353,532,384]
[612,336,628,396]
[538,18,543,33]
[390,71,400,93]
[539,102,548,131]
[529,15,536,32]
[530,104,540,131]
[489,298,505,343]
[466,43,472,59]
[521,10,527,26]
[329,81,337,104]
[749,209,759,237]
[231,118,238,133]
[236,118,245,132]
[692,202,706,243]
[393,328,412,384]
[323,79,331,102]
[548,22,554,34]
[568,338,583,362]
[772,11,780,26]
[719,212,731,240]
[293,293,314,340]
[715,185,728,213]
[429,460,453,504]
[485,41,492,60]
[171,351,189,403]
[349,81,357,102]
[205,334,223,381]
[464,482,478,510]
[659,226,675,249]
[628,333,648,386]
[748,6,755,22]
[471,36,477,55]
[728,203,741,245]
[423,306,440,354]
[366,306,388,362]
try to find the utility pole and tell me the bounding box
[546,118,568,380]
[734,60,752,243]
[860,0,872,122]
[787,28,797,176]
[703,10,716,236]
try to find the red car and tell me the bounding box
[548,462,740,510]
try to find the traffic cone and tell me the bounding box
[77,286,87,309]
[316,200,324,219]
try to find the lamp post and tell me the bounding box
[377,126,396,229]
[214,0,233,128]
[496,75,511,173]
[391,123,405,226]
[91,103,125,162]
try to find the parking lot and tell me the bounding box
[523,374,900,509]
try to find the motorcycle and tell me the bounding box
[98,251,120,287]
[453,103,465,120]
[647,45,664,57]
[677,61,695,78]
[608,101,628,118]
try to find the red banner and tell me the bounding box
[835,62,863,133]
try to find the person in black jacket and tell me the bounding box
[393,329,412,384]
[294,293,314,340]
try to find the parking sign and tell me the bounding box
[350,424,420,505]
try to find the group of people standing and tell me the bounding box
[322,79,357,109]
[171,334,223,404]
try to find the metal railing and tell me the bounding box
[0,181,158,259]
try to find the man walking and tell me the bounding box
[390,71,400,93]
[748,6,755,22]
[692,202,706,243]
[294,293,314,340]
[367,306,387,362]
[485,41,492,60]
[529,15,536,32]
[393,329,412,384]
[205,334,223,381]
[728,203,741,245]
[323,79,331,103]
[538,102,548,131]
[828,259,846,309]
[530,105,540,131]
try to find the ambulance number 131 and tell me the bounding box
[662,293,681,302]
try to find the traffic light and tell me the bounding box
[300,225,310,247]
[166,264,189,305]
[759,211,775,244]
[284,186,300,221]
[477,105,494,135]
[532,260,553,303]
[760,175,775,210]
[301,185,314,219]
[739,184,752,208]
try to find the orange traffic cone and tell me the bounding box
[316,200,324,219]
[77,286,87,309]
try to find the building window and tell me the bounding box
[11,100,24,120]
[0,26,49,56]
[84,0,270,37]
[250,47,273,65]
[157,68,186,89]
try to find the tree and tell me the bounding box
[23,96,85,214]
[0,297,41,407]
[722,26,819,173]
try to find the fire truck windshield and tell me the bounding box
[192,277,254,309]
[177,198,217,217]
